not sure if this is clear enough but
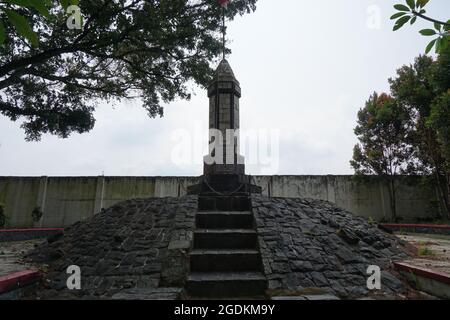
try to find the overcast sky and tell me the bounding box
[1,0,449,177]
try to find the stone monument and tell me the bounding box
[187,59,261,195]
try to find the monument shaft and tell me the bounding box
[204,59,245,176]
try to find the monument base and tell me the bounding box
[187,173,262,196]
[204,163,245,176]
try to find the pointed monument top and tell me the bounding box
[212,59,239,86]
[215,59,235,76]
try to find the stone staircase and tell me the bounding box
[186,195,267,298]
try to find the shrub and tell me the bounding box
[0,202,6,228]
[32,207,43,222]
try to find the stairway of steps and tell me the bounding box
[186,195,267,298]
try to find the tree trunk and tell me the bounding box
[444,172,450,220]
[388,177,397,222]
[422,125,449,219]
[434,172,450,220]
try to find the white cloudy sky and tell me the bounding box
[1,0,449,177]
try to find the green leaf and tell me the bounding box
[425,38,436,54]
[60,0,70,9]
[4,9,38,46]
[446,20,450,32]
[4,0,50,19]
[394,4,410,11]
[420,29,437,36]
[434,22,441,31]
[417,0,429,8]
[0,21,6,45]
[410,16,417,25]
[4,0,32,7]
[441,37,449,50]
[406,0,415,10]
[390,12,407,20]
[393,16,411,31]
[30,1,50,19]
[435,37,442,53]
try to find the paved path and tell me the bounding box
[397,234,450,275]
[0,240,43,277]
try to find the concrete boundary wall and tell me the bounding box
[0,176,439,228]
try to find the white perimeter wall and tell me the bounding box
[0,176,439,228]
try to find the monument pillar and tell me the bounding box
[204,59,245,176]
[188,59,261,195]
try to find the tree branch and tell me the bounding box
[412,11,450,27]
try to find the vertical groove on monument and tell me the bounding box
[186,195,267,298]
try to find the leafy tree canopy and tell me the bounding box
[389,46,450,173]
[353,47,450,218]
[351,92,414,177]
[0,0,257,140]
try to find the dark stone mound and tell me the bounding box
[252,195,413,299]
[24,194,413,300]
[25,196,197,299]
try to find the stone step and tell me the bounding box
[193,229,257,249]
[198,196,251,212]
[111,288,183,300]
[186,272,267,297]
[190,249,261,272]
[196,211,254,229]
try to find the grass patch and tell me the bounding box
[418,246,436,257]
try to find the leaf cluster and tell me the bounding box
[391,0,449,54]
